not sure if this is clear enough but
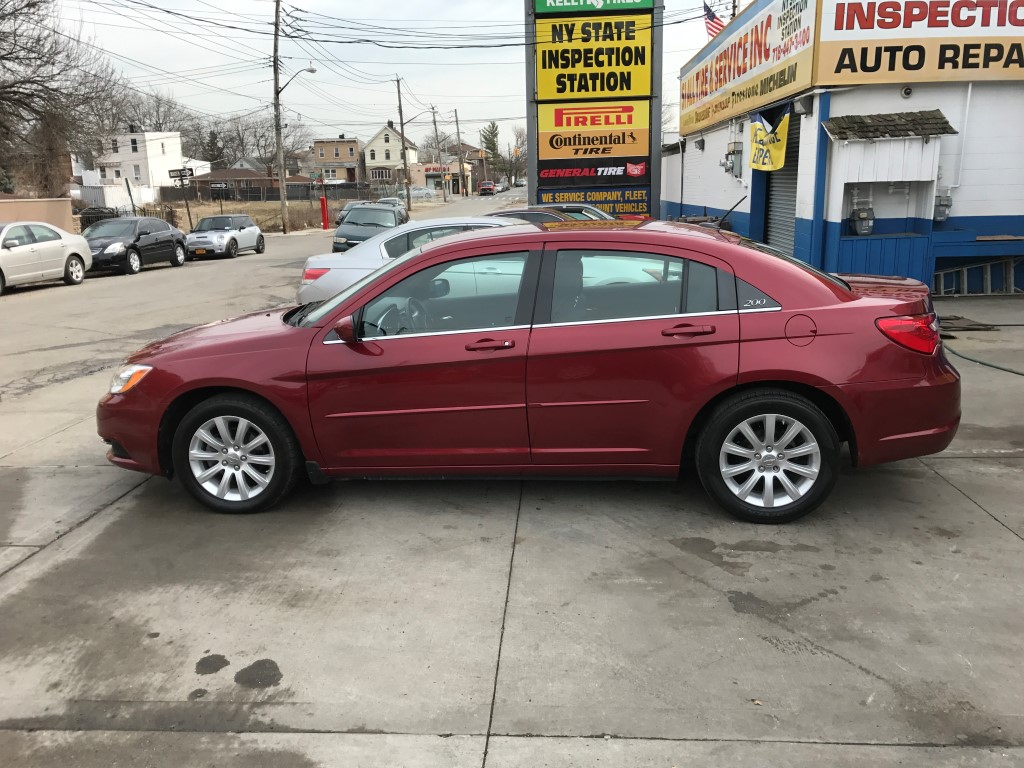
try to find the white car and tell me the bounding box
[296,216,526,304]
[186,214,265,259]
[0,221,91,296]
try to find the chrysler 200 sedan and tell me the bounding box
[97,222,960,524]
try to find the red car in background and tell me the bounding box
[478,181,496,196]
[97,221,959,523]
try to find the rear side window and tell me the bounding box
[383,233,410,258]
[736,278,781,310]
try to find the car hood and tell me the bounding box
[188,230,237,239]
[126,306,307,363]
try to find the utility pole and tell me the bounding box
[273,0,289,234]
[395,76,413,213]
[431,106,448,203]
[480,130,489,182]
[453,109,468,197]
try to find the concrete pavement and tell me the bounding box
[0,205,1022,767]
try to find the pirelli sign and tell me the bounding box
[526,0,661,212]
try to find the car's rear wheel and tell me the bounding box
[63,255,85,285]
[123,249,142,275]
[170,242,186,267]
[696,390,839,524]
[171,394,301,513]
[255,235,265,254]
[226,239,238,258]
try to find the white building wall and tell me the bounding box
[827,82,1024,223]
[93,132,183,188]
[678,120,750,219]
[794,107,821,222]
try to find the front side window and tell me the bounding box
[28,225,60,243]
[548,250,734,324]
[360,252,528,337]
[4,225,34,246]
[147,219,170,232]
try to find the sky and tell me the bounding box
[60,0,735,145]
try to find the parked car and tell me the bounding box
[97,220,961,522]
[486,208,575,224]
[399,186,436,201]
[0,221,91,296]
[537,203,615,221]
[297,216,526,304]
[513,178,527,187]
[478,181,496,196]
[335,200,363,226]
[186,215,264,259]
[374,198,409,223]
[332,203,404,253]
[83,216,187,274]
[495,181,510,193]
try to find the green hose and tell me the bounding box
[945,345,1024,377]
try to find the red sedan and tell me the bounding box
[97,222,960,523]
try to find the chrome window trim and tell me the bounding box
[534,307,781,330]
[324,324,530,345]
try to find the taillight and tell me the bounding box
[301,267,329,285]
[875,313,939,355]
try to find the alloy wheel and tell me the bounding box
[718,413,821,508]
[128,251,141,273]
[68,259,83,282]
[187,416,276,501]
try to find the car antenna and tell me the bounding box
[717,195,747,229]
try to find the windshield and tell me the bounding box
[343,209,397,228]
[195,217,235,231]
[83,219,137,238]
[739,238,851,290]
[301,247,425,326]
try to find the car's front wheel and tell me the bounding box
[255,235,265,254]
[696,389,839,524]
[171,394,301,513]
[123,249,142,275]
[226,239,238,258]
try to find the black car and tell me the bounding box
[83,216,188,275]
[334,200,363,226]
[332,203,402,253]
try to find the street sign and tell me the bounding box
[168,168,196,179]
[210,182,229,189]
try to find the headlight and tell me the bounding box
[104,242,127,254]
[333,237,347,244]
[109,364,152,394]
[215,235,226,243]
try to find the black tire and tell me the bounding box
[255,235,265,254]
[170,242,186,267]
[695,389,840,524]
[226,239,238,258]
[0,271,5,296]
[171,393,302,514]
[63,255,86,285]
[123,249,142,275]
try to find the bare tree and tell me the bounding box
[419,130,455,164]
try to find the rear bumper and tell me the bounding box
[829,353,961,466]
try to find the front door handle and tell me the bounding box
[662,323,716,337]
[465,338,515,351]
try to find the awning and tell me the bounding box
[823,110,958,141]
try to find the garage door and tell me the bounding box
[765,115,801,255]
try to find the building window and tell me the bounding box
[319,147,325,157]
[334,147,340,157]
[324,169,337,179]
[385,149,391,160]
[114,169,122,179]
[130,138,138,153]
[370,150,376,160]
[348,146,354,156]
[161,142,165,155]
[111,139,118,153]
[370,169,391,180]
[384,133,390,144]
[99,167,107,179]
[133,164,141,181]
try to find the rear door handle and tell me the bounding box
[465,338,515,351]
[662,323,716,337]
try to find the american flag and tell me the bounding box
[704,2,726,37]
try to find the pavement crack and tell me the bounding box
[480,481,523,768]
[921,460,1024,544]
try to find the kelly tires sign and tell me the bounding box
[535,0,653,13]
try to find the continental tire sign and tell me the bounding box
[538,101,650,160]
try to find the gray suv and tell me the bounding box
[186,215,265,259]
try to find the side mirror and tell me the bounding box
[2,239,19,249]
[333,315,358,344]
[431,278,450,299]
[138,229,151,237]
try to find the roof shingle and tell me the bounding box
[823,110,958,141]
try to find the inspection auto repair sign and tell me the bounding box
[538,101,650,160]
[817,0,1024,83]
[679,0,817,133]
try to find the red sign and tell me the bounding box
[553,104,635,127]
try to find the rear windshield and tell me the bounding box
[738,238,851,291]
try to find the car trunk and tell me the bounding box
[839,273,933,312]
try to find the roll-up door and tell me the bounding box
[765,115,801,255]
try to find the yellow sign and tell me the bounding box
[679,0,816,133]
[749,108,790,171]
[536,14,652,101]
[538,100,650,160]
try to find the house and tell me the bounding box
[363,121,418,184]
[308,135,363,183]
[92,130,183,187]
[232,155,302,177]
[190,168,314,201]
[231,157,268,174]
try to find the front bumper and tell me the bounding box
[89,251,126,270]
[188,242,228,256]
[97,391,164,476]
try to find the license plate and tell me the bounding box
[195,249,206,254]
